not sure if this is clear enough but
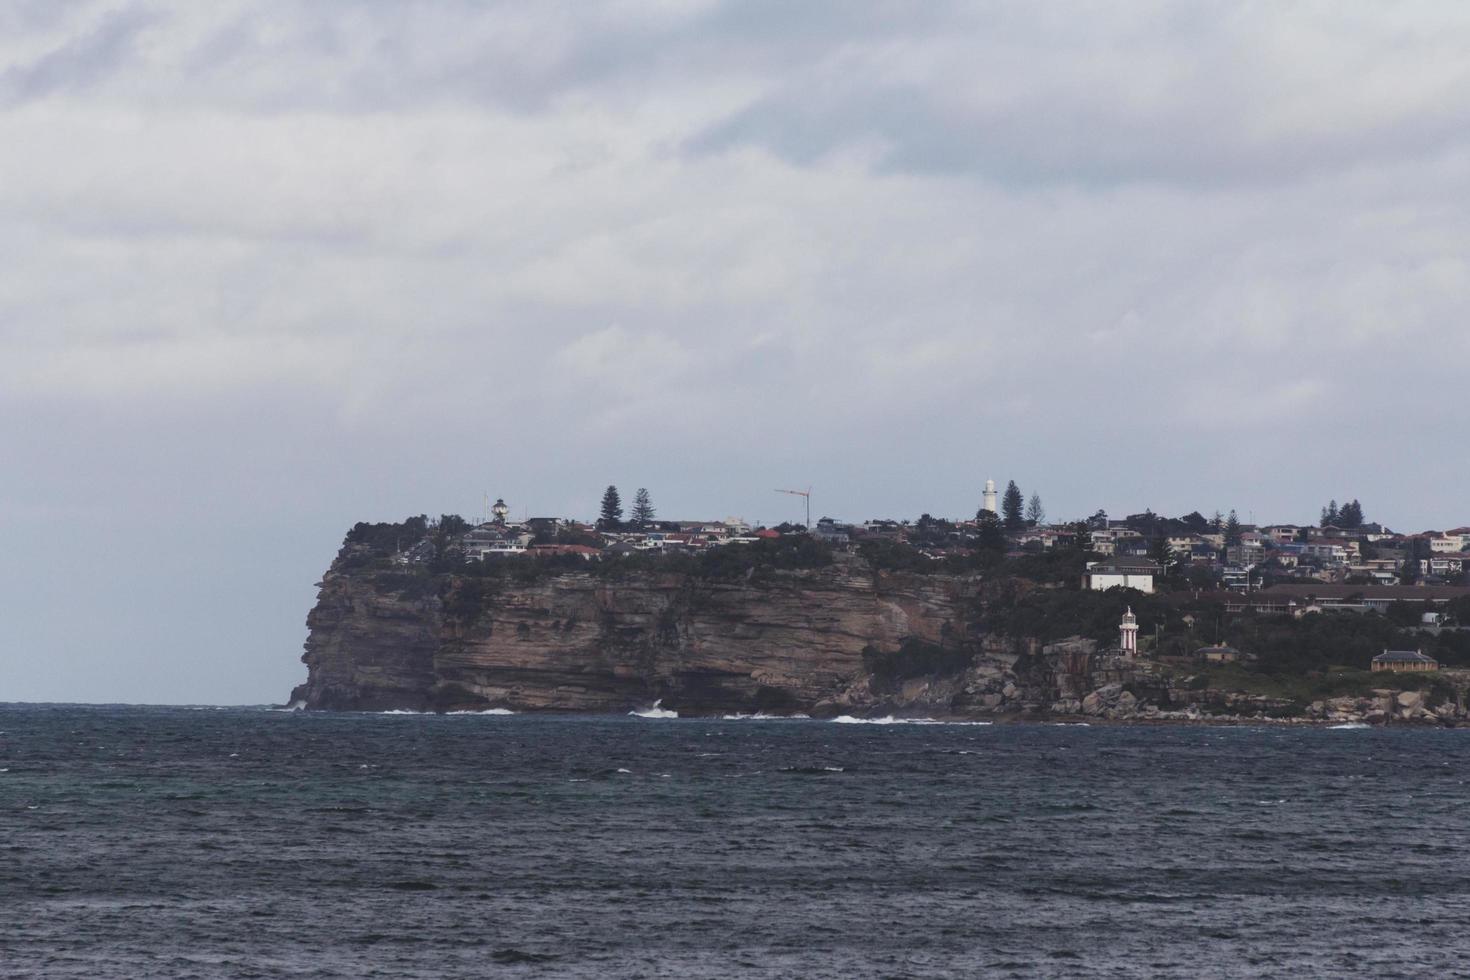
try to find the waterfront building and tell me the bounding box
[1371,649,1439,673]
[1197,645,1245,663]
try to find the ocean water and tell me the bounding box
[2,706,1468,978]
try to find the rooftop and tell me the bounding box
[1373,649,1437,664]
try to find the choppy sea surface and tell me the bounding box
[3,705,1468,978]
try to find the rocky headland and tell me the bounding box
[290,539,1468,726]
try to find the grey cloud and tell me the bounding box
[1,5,156,103]
[686,6,1470,189]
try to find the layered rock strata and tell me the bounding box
[290,552,1469,725]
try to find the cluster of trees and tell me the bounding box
[980,480,1045,533]
[1321,499,1366,528]
[598,485,656,530]
[343,514,471,562]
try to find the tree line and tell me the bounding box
[599,485,656,531]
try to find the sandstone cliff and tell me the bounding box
[290,553,1001,715]
[290,548,1470,725]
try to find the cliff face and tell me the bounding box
[290,555,991,714]
[290,551,1470,725]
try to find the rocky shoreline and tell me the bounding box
[291,550,1468,727]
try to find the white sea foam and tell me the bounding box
[831,715,993,726]
[446,708,516,715]
[616,768,633,774]
[629,700,678,719]
[378,709,424,715]
[720,712,811,721]
[1328,723,1371,730]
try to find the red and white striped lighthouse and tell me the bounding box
[1120,607,1139,658]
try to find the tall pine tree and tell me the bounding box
[630,488,655,528]
[1224,509,1243,546]
[598,485,623,530]
[1025,493,1045,526]
[1002,481,1025,532]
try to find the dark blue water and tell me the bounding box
[2,706,1468,978]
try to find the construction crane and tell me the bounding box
[774,487,811,529]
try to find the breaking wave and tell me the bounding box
[831,716,993,726]
[720,712,811,720]
[446,708,516,715]
[1328,723,1372,730]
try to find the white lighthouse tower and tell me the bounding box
[982,479,998,515]
[1119,607,1139,658]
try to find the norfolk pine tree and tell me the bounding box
[598,486,623,530]
[1002,481,1025,532]
[631,488,656,528]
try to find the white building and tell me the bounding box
[1083,557,1159,594]
[1301,542,1348,564]
[462,526,531,559]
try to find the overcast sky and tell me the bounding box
[4,1,1468,703]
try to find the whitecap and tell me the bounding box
[1328,723,1371,730]
[720,712,812,720]
[831,715,992,726]
[615,768,633,774]
[446,708,516,715]
[629,700,678,719]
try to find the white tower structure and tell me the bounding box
[982,479,998,515]
[491,497,509,525]
[1119,607,1139,658]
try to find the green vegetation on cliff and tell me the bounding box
[332,516,1470,691]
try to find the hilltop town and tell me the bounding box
[365,481,1470,606]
